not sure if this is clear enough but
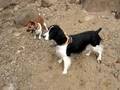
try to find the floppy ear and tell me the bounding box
[24,20,35,27]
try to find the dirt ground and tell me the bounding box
[0,1,120,90]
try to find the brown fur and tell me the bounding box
[25,15,48,33]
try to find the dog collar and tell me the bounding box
[65,33,72,45]
[48,25,54,31]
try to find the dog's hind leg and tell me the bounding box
[92,44,103,63]
[86,50,92,56]
[85,45,92,56]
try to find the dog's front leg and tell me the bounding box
[38,23,42,39]
[38,31,42,39]
[92,45,103,63]
[62,56,71,74]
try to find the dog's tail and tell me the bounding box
[96,28,102,34]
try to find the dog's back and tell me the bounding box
[67,28,102,56]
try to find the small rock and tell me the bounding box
[41,0,57,7]
[68,0,81,4]
[79,79,86,86]
[84,15,95,21]
[19,46,25,50]
[16,50,21,54]
[14,5,20,11]
[13,32,21,37]
[0,8,3,11]
[48,66,52,70]
[16,46,25,54]
[78,20,82,23]
[116,59,120,64]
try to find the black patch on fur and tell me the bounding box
[67,28,102,56]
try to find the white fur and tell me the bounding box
[34,22,48,39]
[58,59,63,63]
[62,56,71,74]
[44,30,49,40]
[43,22,48,31]
[56,44,67,58]
[93,45,103,62]
[56,44,71,74]
[34,23,42,39]
[86,44,103,63]
[43,25,55,40]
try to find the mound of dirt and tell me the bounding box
[82,0,120,12]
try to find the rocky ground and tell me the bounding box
[0,0,120,90]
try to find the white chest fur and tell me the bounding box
[35,23,42,35]
[56,44,71,74]
[56,44,68,58]
[35,29,42,35]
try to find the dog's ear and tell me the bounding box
[24,20,35,27]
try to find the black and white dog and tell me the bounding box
[43,25,103,74]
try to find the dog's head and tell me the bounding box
[25,21,38,33]
[43,25,67,45]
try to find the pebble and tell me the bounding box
[13,32,21,37]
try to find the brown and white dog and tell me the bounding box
[25,14,48,39]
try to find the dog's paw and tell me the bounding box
[97,56,101,60]
[38,36,41,39]
[85,51,91,56]
[97,57,102,64]
[62,71,67,74]
[86,53,90,56]
[97,60,102,64]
